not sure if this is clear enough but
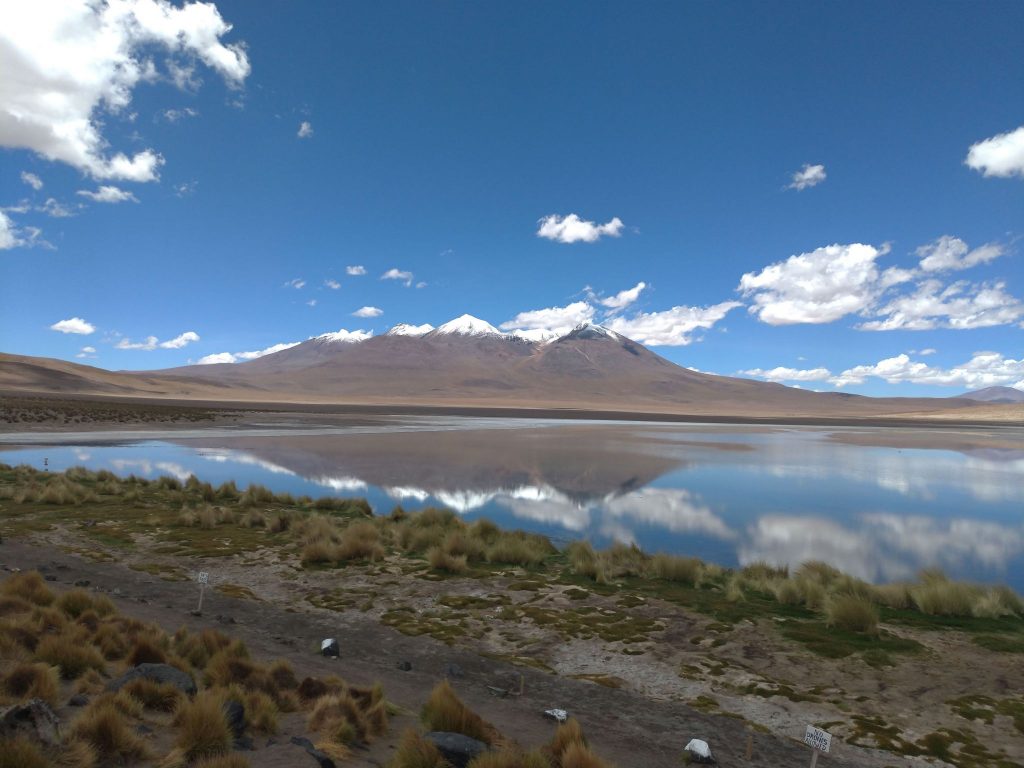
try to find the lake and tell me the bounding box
[2,417,1022,590]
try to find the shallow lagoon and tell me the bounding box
[3,417,1022,590]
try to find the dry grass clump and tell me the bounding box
[427,546,468,574]
[2,662,60,705]
[335,520,385,562]
[649,554,703,585]
[559,741,611,768]
[468,751,551,768]
[421,680,498,746]
[389,729,447,768]
[486,531,555,567]
[35,634,106,679]
[441,530,487,562]
[174,690,233,761]
[0,737,49,768]
[1,571,55,606]
[192,755,251,768]
[56,591,109,623]
[826,595,879,634]
[71,694,150,762]
[567,541,598,579]
[122,677,185,712]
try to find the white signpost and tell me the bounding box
[194,571,209,615]
[804,725,832,767]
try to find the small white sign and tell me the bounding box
[197,571,209,585]
[804,725,832,754]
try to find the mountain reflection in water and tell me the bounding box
[3,422,1022,589]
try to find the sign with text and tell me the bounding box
[197,572,209,585]
[804,725,832,754]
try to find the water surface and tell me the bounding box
[2,418,1022,590]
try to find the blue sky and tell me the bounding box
[1,1,1022,395]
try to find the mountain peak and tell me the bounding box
[560,322,622,341]
[386,323,435,337]
[314,329,373,344]
[432,314,503,337]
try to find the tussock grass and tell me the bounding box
[468,751,551,768]
[389,729,447,768]
[649,554,703,585]
[428,546,468,574]
[336,520,385,562]
[421,680,498,745]
[0,737,49,768]
[127,634,168,666]
[122,677,185,712]
[175,691,233,761]
[57,587,113,620]
[0,571,54,606]
[560,741,611,768]
[826,595,879,634]
[2,662,60,705]
[35,634,105,679]
[192,755,251,768]
[71,694,150,762]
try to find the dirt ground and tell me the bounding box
[6,532,1016,768]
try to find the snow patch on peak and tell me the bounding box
[562,322,621,341]
[313,328,373,343]
[433,314,503,337]
[511,328,559,344]
[386,323,435,337]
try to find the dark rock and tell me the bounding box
[320,638,339,658]
[265,737,278,747]
[74,579,90,587]
[68,694,89,707]
[216,614,236,624]
[234,735,255,751]
[107,663,197,696]
[304,747,337,768]
[445,663,464,678]
[0,699,61,747]
[135,724,153,735]
[56,564,69,571]
[290,736,315,750]
[397,660,412,671]
[223,700,246,738]
[44,575,56,582]
[425,732,487,768]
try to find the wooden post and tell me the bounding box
[195,582,205,614]
[745,734,753,760]
[519,674,524,696]
[809,748,819,768]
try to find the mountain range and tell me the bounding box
[1,314,1020,420]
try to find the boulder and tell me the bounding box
[320,638,340,658]
[0,699,61,747]
[223,699,246,738]
[107,663,197,696]
[684,738,715,764]
[397,660,412,671]
[425,731,487,768]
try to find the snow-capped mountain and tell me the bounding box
[429,314,504,337]
[385,323,435,337]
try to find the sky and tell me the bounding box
[1,0,1022,396]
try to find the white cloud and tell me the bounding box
[914,348,937,356]
[196,352,236,365]
[324,279,340,290]
[306,298,317,307]
[173,181,197,197]
[916,235,1003,273]
[20,171,42,190]
[787,163,827,190]
[381,268,413,287]
[739,242,887,325]
[76,185,138,203]
[500,301,595,336]
[965,125,1024,178]
[297,121,313,138]
[0,211,22,249]
[162,106,197,122]
[75,345,97,359]
[158,331,199,349]
[597,281,646,311]
[416,281,427,289]
[536,213,624,244]
[859,279,1024,331]
[830,351,1024,390]
[353,306,382,318]
[0,0,249,181]
[346,265,366,276]
[116,335,158,350]
[742,366,832,383]
[284,277,305,289]
[605,301,742,346]
[50,317,95,335]
[40,198,76,217]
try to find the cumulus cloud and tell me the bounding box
[283,277,305,289]
[352,306,382,318]
[536,213,624,244]
[158,331,199,349]
[965,125,1024,178]
[76,345,97,359]
[0,0,250,181]
[50,317,96,335]
[197,341,300,365]
[787,163,826,190]
[605,301,742,346]
[916,236,1003,273]
[500,301,595,336]
[381,268,413,286]
[306,298,317,307]
[40,198,77,218]
[859,279,1024,331]
[76,185,138,203]
[162,106,197,122]
[324,279,340,290]
[20,171,42,190]
[830,351,1024,390]
[739,243,888,325]
[346,265,366,276]
[597,281,646,311]
[297,121,313,138]
[116,335,158,350]
[742,366,832,383]
[0,211,23,250]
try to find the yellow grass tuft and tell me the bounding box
[427,546,468,574]
[175,691,233,761]
[421,680,498,745]
[2,662,60,705]
[0,572,54,606]
[826,595,879,634]
[35,634,105,679]
[71,695,150,762]
[388,728,447,768]
[0,737,49,768]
